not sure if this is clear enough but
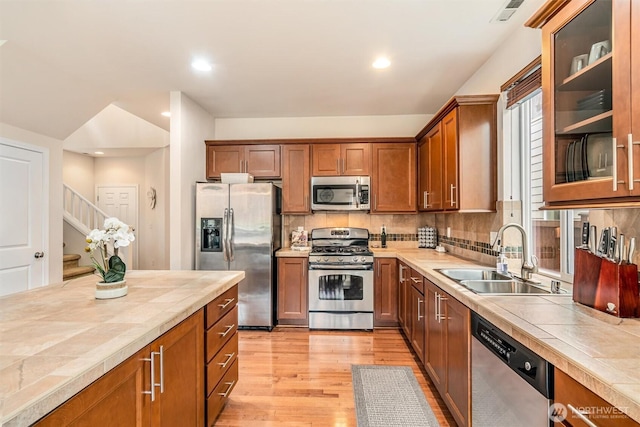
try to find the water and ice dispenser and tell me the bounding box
[201,218,222,252]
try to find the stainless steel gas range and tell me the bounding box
[308,227,374,330]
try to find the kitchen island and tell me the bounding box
[0,269,244,426]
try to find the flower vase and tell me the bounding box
[95,279,128,299]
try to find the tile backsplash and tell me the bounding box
[282,204,640,267]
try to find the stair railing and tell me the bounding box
[62,184,130,265]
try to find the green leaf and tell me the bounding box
[104,255,126,282]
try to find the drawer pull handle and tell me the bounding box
[567,404,598,427]
[219,324,235,337]
[218,380,236,398]
[410,277,421,284]
[218,298,235,309]
[217,352,236,368]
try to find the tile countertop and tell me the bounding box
[390,248,640,423]
[0,269,245,427]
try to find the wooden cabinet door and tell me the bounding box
[417,137,429,210]
[341,143,370,175]
[282,144,310,213]
[34,346,152,426]
[311,144,341,176]
[397,261,409,333]
[629,2,640,197]
[277,257,309,325]
[152,310,204,427]
[374,258,398,327]
[410,284,425,363]
[442,109,458,210]
[443,294,470,427]
[245,145,281,178]
[206,146,243,179]
[424,281,445,391]
[371,143,416,213]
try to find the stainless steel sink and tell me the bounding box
[435,268,551,295]
[461,280,550,294]
[436,268,512,282]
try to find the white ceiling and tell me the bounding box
[0,0,544,146]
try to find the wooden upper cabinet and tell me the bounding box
[311,143,370,176]
[371,142,417,213]
[282,144,311,214]
[527,0,640,207]
[415,95,498,212]
[205,144,281,179]
[418,126,444,211]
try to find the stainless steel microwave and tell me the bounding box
[310,176,370,211]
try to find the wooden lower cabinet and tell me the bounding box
[397,261,410,335]
[35,311,205,427]
[408,269,425,363]
[277,257,308,326]
[554,369,640,427]
[424,279,470,427]
[205,285,239,426]
[374,258,398,327]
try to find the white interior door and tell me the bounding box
[0,142,46,296]
[96,185,138,268]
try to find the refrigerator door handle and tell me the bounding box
[223,208,229,262]
[228,208,235,261]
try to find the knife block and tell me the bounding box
[573,247,639,317]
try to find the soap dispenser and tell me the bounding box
[496,250,509,275]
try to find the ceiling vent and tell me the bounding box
[491,0,525,23]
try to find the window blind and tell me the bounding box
[501,56,542,108]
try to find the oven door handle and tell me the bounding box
[309,265,373,271]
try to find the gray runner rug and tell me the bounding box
[351,365,440,427]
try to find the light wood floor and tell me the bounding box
[214,327,456,426]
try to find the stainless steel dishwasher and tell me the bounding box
[471,312,554,426]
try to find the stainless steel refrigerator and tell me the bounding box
[195,182,281,329]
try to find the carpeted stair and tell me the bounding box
[63,254,95,281]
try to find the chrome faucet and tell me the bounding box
[492,223,538,281]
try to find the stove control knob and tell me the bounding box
[353,256,359,263]
[323,257,329,262]
[338,257,344,262]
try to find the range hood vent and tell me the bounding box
[491,0,525,22]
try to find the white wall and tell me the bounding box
[214,114,431,139]
[62,151,95,201]
[169,92,214,270]
[0,122,64,284]
[141,146,170,269]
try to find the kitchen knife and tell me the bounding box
[580,222,590,249]
[590,225,597,253]
[629,237,636,264]
[598,228,610,256]
[609,234,617,261]
[618,234,625,264]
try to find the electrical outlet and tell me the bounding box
[446,227,451,238]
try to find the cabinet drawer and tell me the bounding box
[206,285,238,329]
[554,369,639,427]
[206,332,238,397]
[409,269,424,294]
[206,305,238,362]
[206,359,239,426]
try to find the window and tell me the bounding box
[511,90,587,282]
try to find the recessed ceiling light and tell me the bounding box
[161,111,171,117]
[372,57,391,69]
[94,151,104,155]
[191,59,212,71]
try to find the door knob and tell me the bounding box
[34,252,45,259]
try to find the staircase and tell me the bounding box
[62,184,115,280]
[63,254,95,281]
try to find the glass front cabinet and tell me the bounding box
[528,0,640,206]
